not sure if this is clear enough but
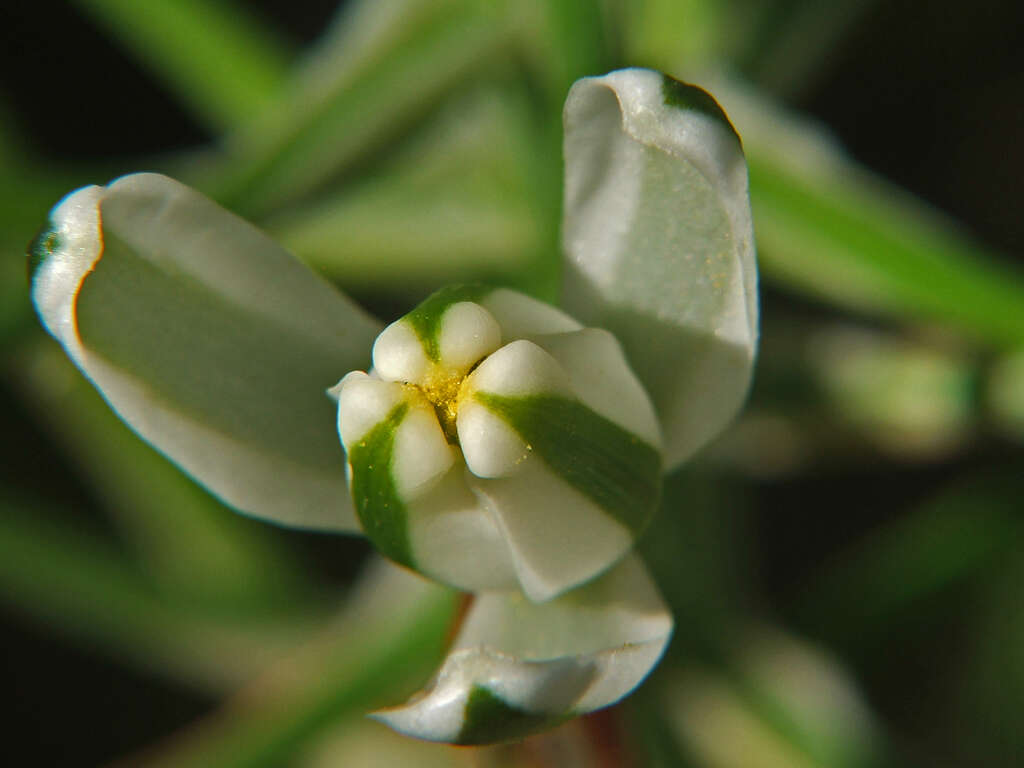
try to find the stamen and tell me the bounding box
[416,369,465,443]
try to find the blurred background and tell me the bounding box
[1,1,1023,766]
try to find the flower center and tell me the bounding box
[413,367,468,443]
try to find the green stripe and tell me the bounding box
[348,402,414,569]
[403,284,494,362]
[26,223,60,281]
[456,684,567,745]
[475,393,661,534]
[661,74,740,145]
[76,231,350,472]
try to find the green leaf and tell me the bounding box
[31,173,382,531]
[514,0,612,108]
[616,0,725,72]
[202,0,515,216]
[561,69,759,469]
[71,0,291,132]
[956,552,1024,762]
[665,628,886,768]
[790,469,1020,648]
[12,341,314,611]
[139,561,456,768]
[0,496,318,692]
[735,0,880,97]
[707,75,1024,347]
[267,86,545,297]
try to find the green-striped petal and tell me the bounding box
[561,68,759,469]
[30,173,382,531]
[372,553,673,744]
[334,371,518,591]
[335,286,661,600]
[459,337,661,601]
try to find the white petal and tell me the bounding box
[404,466,519,592]
[456,339,570,479]
[477,288,582,338]
[339,375,518,592]
[392,401,457,499]
[373,554,673,744]
[438,301,501,372]
[31,173,382,531]
[467,459,631,603]
[335,372,407,447]
[372,320,430,383]
[562,69,758,468]
[462,339,572,399]
[458,335,659,600]
[530,327,661,448]
[455,399,530,479]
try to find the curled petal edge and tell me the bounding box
[561,68,759,469]
[30,173,382,531]
[372,553,673,744]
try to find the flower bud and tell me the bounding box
[334,285,662,602]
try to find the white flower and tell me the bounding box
[29,68,756,743]
[334,284,661,602]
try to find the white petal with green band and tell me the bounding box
[29,173,382,531]
[372,553,673,744]
[334,285,662,601]
[562,68,759,469]
[334,370,518,591]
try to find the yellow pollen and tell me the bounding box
[416,368,466,443]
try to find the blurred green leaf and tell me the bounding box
[956,552,1024,763]
[751,153,1024,346]
[806,327,975,460]
[509,0,616,300]
[663,627,891,768]
[639,468,755,659]
[71,0,291,132]
[790,469,1021,648]
[0,239,32,346]
[709,76,1024,347]
[267,84,542,299]
[200,0,515,217]
[736,0,880,97]
[135,564,456,768]
[627,672,703,768]
[514,0,612,107]
[298,717,471,768]
[986,348,1024,441]
[0,495,320,692]
[10,340,317,613]
[615,0,725,72]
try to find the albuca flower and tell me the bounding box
[336,284,662,603]
[29,69,757,744]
